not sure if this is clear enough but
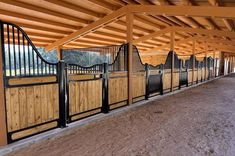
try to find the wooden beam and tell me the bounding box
[133,27,172,44]
[144,37,235,54]
[45,6,127,51]
[0,9,78,30]
[128,5,235,19]
[222,19,233,31]
[127,13,133,105]
[133,26,235,44]
[45,0,105,18]
[0,23,7,146]
[207,0,234,31]
[57,46,62,60]
[0,0,90,24]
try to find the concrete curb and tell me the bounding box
[0,75,227,156]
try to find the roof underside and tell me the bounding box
[1,0,235,56]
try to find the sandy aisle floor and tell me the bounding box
[6,74,235,156]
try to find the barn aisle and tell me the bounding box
[7,75,235,156]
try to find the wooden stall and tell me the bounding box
[5,76,59,142]
[132,72,146,102]
[108,72,128,109]
[68,74,102,122]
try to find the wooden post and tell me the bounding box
[0,22,8,146]
[219,52,225,75]
[57,46,62,60]
[170,31,175,92]
[192,40,195,84]
[127,13,133,105]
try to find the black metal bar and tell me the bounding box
[58,60,67,127]
[101,63,109,113]
[179,60,182,89]
[7,25,12,77]
[0,22,6,77]
[32,47,35,75]
[160,64,164,95]
[23,36,26,76]
[145,63,149,100]
[27,42,30,76]
[12,26,17,76]
[17,29,21,76]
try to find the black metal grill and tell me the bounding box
[1,21,58,78]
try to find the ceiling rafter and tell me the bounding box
[129,5,235,19]
[143,36,235,53]
[133,26,235,44]
[45,6,127,51]
[180,0,220,30]
[157,0,205,28]
[45,4,235,51]
[0,0,90,24]
[44,0,105,18]
[208,0,234,31]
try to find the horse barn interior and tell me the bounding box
[0,0,235,155]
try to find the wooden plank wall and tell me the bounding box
[188,70,193,84]
[163,70,171,90]
[173,71,179,88]
[193,70,198,82]
[6,84,59,132]
[132,72,145,98]
[68,79,102,120]
[198,69,202,81]
[202,68,205,80]
[108,72,128,105]
[5,78,59,140]
[206,69,209,79]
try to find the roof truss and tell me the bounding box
[44,5,235,51]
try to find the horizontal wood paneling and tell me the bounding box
[8,76,57,86]
[68,79,102,116]
[69,74,101,81]
[12,121,57,140]
[5,84,59,132]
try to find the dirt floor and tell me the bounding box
[6,74,235,156]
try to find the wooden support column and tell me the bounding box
[0,23,8,146]
[170,31,175,92]
[57,46,62,61]
[192,40,195,84]
[127,13,133,104]
[219,52,225,75]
